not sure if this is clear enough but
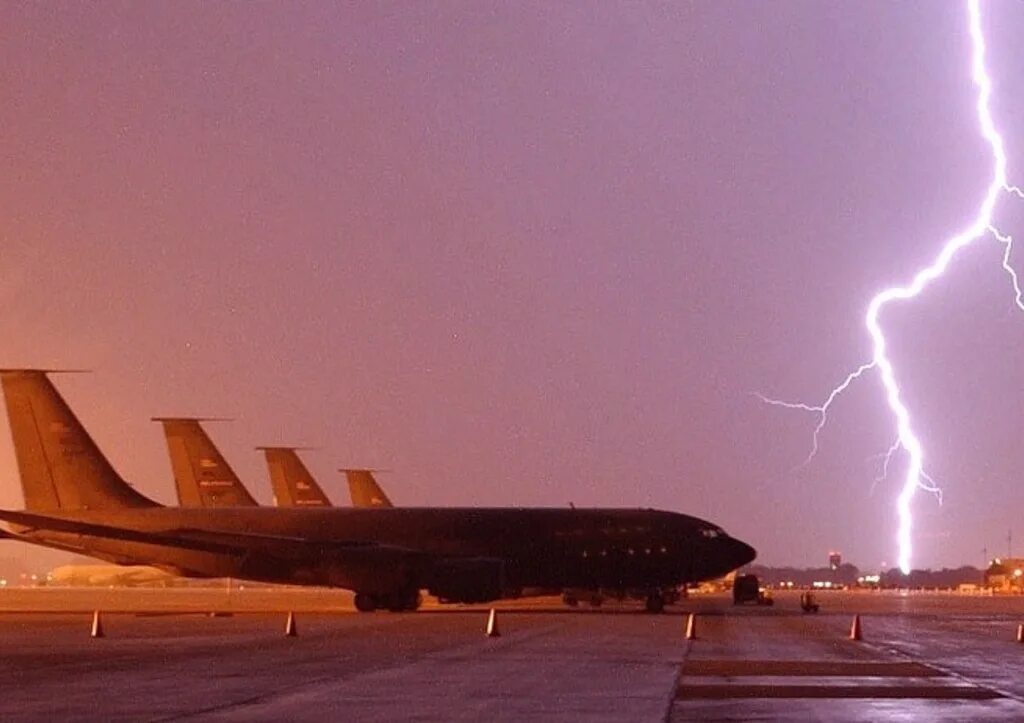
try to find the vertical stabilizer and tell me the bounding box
[0,370,157,511]
[154,418,258,507]
[259,447,331,507]
[341,469,394,508]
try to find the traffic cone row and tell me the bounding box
[95,606,990,646]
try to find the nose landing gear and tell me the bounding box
[644,591,666,614]
[354,588,423,613]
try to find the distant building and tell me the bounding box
[828,551,842,571]
[985,558,1024,591]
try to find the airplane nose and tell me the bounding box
[727,536,757,568]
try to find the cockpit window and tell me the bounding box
[701,527,724,539]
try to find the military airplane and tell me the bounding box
[0,370,756,613]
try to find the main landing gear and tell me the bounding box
[354,589,422,613]
[644,592,666,614]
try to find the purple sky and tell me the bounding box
[2,1,1024,570]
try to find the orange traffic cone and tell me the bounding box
[285,612,298,637]
[91,610,105,639]
[685,613,697,641]
[486,608,501,638]
[1016,623,1023,643]
[849,614,862,641]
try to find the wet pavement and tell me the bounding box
[0,589,1022,721]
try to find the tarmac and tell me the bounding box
[1,588,1023,721]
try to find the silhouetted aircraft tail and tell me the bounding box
[153,418,258,507]
[0,370,158,511]
[341,469,394,508]
[258,447,331,507]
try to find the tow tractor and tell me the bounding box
[732,574,774,606]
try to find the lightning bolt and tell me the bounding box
[759,0,1020,574]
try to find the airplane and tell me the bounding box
[0,370,756,613]
[47,563,176,587]
[153,417,259,508]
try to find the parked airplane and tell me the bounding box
[153,418,258,507]
[47,563,175,587]
[0,370,756,613]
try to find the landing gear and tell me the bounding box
[644,592,665,614]
[386,588,422,612]
[354,592,377,613]
[562,592,579,608]
[354,589,422,613]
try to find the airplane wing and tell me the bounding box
[0,508,420,565]
[0,508,505,601]
[0,509,240,555]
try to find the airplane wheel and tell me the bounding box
[385,588,421,612]
[644,594,665,614]
[589,595,603,608]
[562,593,579,608]
[354,593,378,613]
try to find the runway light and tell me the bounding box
[1014,569,1022,578]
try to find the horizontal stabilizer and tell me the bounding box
[0,368,91,374]
[0,509,239,555]
[0,508,420,567]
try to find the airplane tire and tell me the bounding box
[644,593,665,614]
[354,592,378,613]
[385,588,421,612]
[562,593,579,608]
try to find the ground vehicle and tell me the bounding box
[800,591,820,613]
[733,574,773,605]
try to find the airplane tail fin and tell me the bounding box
[0,370,158,511]
[258,447,331,507]
[341,469,394,508]
[153,418,258,507]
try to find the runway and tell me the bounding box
[2,589,1024,721]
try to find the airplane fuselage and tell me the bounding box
[14,506,755,598]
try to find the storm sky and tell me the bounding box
[3,1,1024,570]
